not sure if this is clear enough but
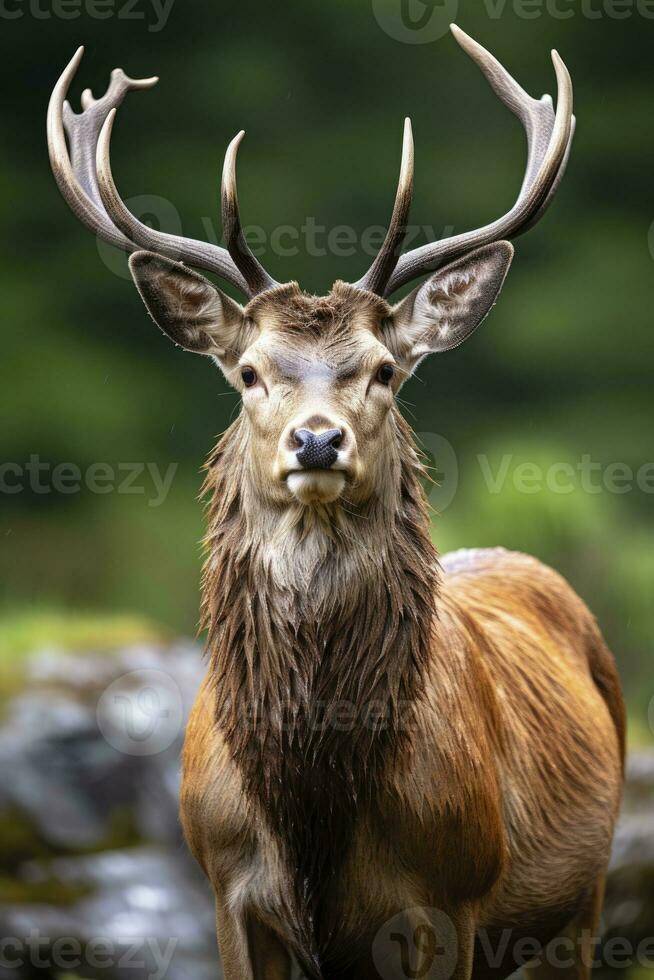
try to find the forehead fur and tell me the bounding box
[244,280,392,339]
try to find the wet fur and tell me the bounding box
[198,408,437,966]
[180,289,625,978]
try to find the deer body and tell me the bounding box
[182,551,622,978]
[178,352,623,980]
[49,23,624,980]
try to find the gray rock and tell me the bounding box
[0,847,218,979]
[0,641,205,852]
[604,751,654,952]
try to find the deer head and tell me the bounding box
[48,26,574,510]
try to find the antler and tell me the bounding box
[221,132,279,295]
[356,118,414,297]
[48,47,279,298]
[354,25,575,298]
[50,33,573,303]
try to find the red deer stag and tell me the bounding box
[49,26,624,980]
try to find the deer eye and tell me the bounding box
[241,366,258,387]
[376,363,395,385]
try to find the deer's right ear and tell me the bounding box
[129,252,251,371]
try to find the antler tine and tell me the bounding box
[66,65,159,205]
[96,110,249,296]
[519,112,576,234]
[354,118,414,296]
[48,47,133,249]
[451,26,575,216]
[362,27,574,297]
[49,50,263,297]
[221,132,279,296]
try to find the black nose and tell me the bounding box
[294,428,342,470]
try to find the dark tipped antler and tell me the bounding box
[357,118,414,298]
[50,30,573,303]
[354,25,575,298]
[221,132,278,296]
[48,47,279,298]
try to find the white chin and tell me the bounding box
[287,471,346,505]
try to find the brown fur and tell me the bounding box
[176,283,625,980]
[199,408,437,968]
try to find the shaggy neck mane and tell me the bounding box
[201,407,439,965]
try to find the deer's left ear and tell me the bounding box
[388,242,514,375]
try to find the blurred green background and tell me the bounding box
[0,0,652,732]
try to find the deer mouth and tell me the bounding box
[286,470,347,504]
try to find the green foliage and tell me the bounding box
[0,610,165,700]
[0,0,651,703]
[0,610,164,659]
